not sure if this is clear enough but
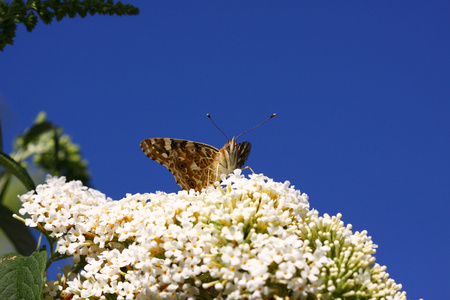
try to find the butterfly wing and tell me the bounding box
[140,138,220,191]
[234,141,251,168]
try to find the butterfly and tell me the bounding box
[140,113,275,191]
[140,137,251,191]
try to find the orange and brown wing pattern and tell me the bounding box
[140,138,220,191]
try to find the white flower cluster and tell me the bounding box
[19,170,407,299]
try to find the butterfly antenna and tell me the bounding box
[207,114,230,140]
[236,113,276,139]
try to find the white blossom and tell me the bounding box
[20,170,408,299]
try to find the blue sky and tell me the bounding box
[1,1,449,298]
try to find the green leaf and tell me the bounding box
[0,171,11,202]
[20,121,55,148]
[1,0,140,51]
[0,204,36,256]
[0,120,3,153]
[24,11,38,32]
[0,249,47,300]
[0,152,35,191]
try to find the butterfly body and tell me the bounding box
[140,137,251,191]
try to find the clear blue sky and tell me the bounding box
[1,1,449,299]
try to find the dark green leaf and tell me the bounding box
[24,11,38,31]
[0,171,11,206]
[0,249,47,300]
[0,120,3,152]
[1,0,139,51]
[0,152,35,191]
[0,204,36,256]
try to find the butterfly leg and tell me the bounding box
[240,166,255,174]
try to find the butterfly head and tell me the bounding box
[221,137,252,170]
[208,113,275,170]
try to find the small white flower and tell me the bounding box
[221,225,244,242]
